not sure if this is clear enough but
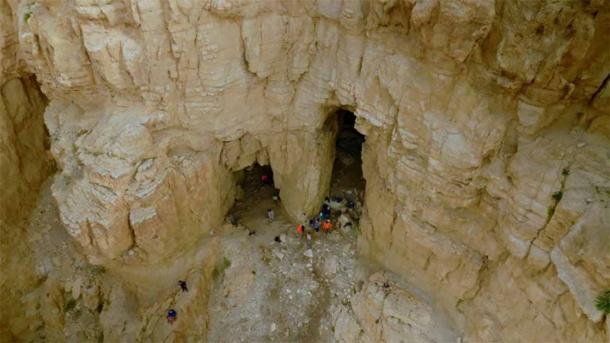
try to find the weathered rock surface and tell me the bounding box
[331,272,456,343]
[0,0,609,341]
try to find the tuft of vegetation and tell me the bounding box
[23,10,31,22]
[212,256,232,280]
[595,290,610,314]
[91,265,106,275]
[64,298,77,312]
[349,223,361,237]
[562,168,570,176]
[552,191,563,202]
[222,256,231,269]
[547,207,555,218]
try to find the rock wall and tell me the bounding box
[1,0,609,341]
[1,1,54,338]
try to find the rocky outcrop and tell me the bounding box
[1,0,608,341]
[331,272,457,343]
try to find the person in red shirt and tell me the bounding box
[322,219,332,233]
[296,224,305,238]
[261,174,272,185]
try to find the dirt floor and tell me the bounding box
[206,156,369,342]
[206,150,458,342]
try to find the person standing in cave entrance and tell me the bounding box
[322,219,333,233]
[309,217,321,233]
[167,309,177,324]
[296,223,305,239]
[261,173,272,186]
[267,209,275,222]
[321,203,331,220]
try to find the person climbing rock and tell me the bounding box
[178,280,188,292]
[322,219,332,233]
[167,309,177,324]
[296,223,305,238]
[267,209,275,221]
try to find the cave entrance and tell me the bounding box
[228,163,280,231]
[329,109,365,202]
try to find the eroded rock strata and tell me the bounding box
[0,0,609,341]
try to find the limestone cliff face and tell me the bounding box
[1,0,609,341]
[1,1,54,337]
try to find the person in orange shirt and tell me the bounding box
[322,219,332,233]
[296,223,305,239]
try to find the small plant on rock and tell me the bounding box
[212,256,232,280]
[23,10,32,22]
[595,290,610,314]
[64,298,77,312]
[552,191,563,202]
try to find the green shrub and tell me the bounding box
[212,256,232,280]
[562,168,570,176]
[552,191,563,202]
[23,11,31,22]
[64,298,77,312]
[595,290,610,314]
[91,265,106,274]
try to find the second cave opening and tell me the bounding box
[228,163,279,231]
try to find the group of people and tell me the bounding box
[294,196,357,240]
[166,280,189,324]
[260,173,359,241]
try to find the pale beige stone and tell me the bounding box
[0,0,608,341]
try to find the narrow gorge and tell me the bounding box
[1,0,609,342]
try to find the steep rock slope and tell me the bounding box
[0,0,608,341]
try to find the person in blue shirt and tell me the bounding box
[167,309,177,324]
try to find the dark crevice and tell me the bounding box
[589,73,610,105]
[327,109,366,196]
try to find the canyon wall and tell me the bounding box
[1,1,54,338]
[1,0,609,341]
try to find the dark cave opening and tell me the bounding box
[330,109,366,195]
[227,163,279,229]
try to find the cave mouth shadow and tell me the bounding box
[227,163,279,227]
[329,109,366,201]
